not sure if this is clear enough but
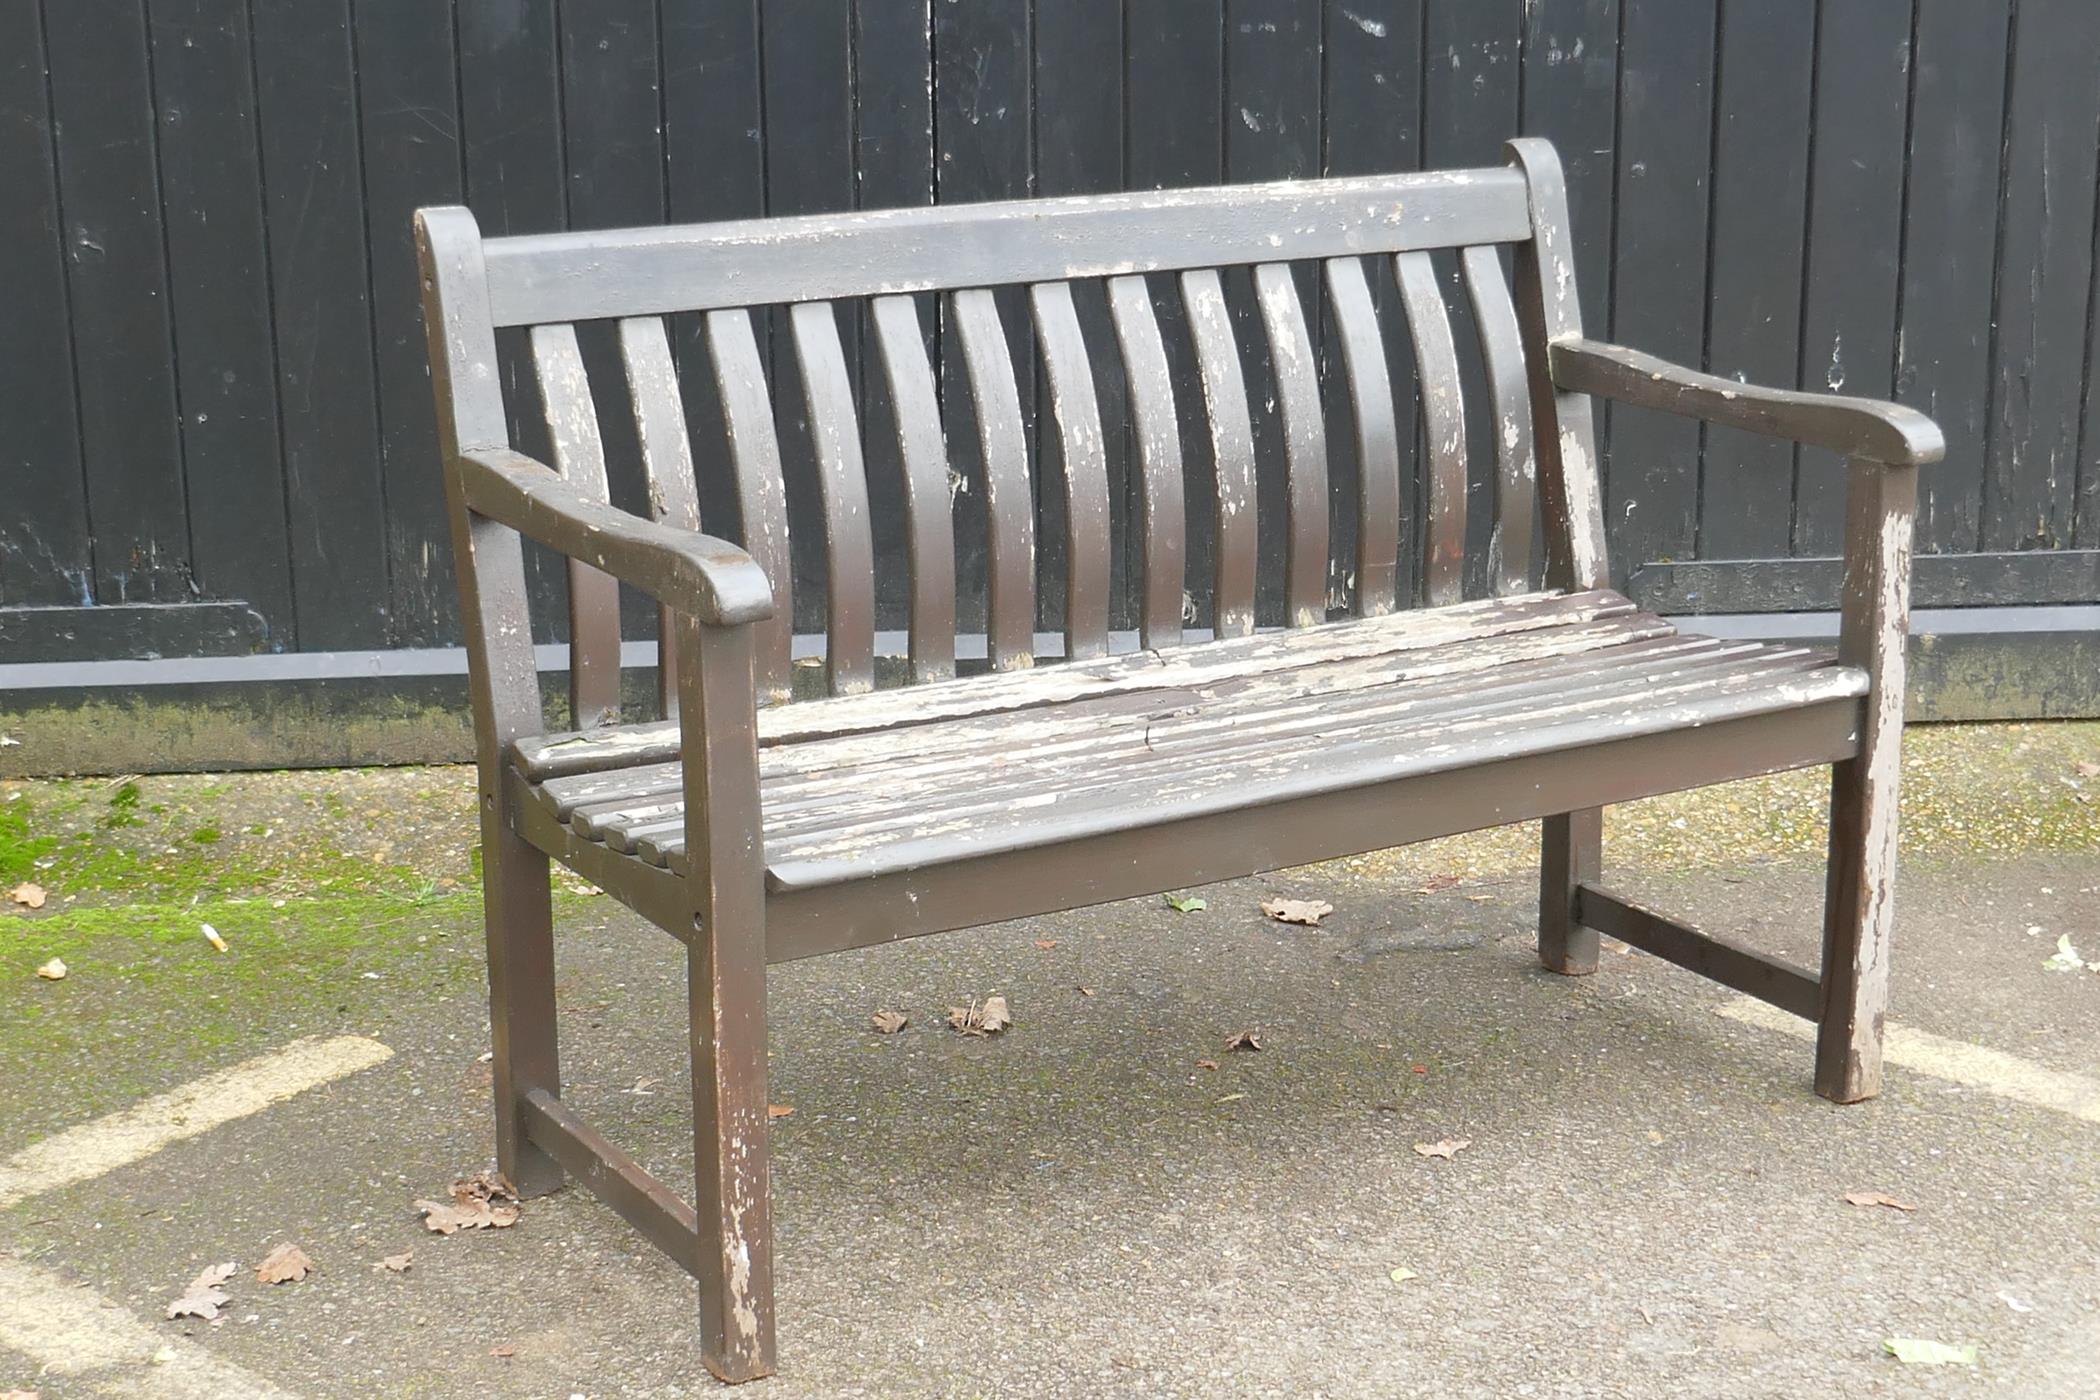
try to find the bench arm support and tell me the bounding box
[1548,338,1945,468]
[457,448,775,628]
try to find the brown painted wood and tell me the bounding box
[618,317,705,716]
[1539,808,1601,975]
[869,295,957,681]
[1575,885,1822,1020]
[952,288,1038,669]
[530,323,624,727]
[1396,250,1467,606]
[1180,268,1257,636]
[1030,280,1112,659]
[521,1088,702,1276]
[1106,274,1187,648]
[788,301,877,695]
[1323,256,1402,616]
[1255,262,1329,627]
[706,308,796,700]
[1460,245,1536,594]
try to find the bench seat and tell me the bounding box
[512,587,1866,893]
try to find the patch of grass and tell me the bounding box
[0,794,59,885]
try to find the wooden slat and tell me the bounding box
[1460,245,1536,594]
[1323,257,1402,617]
[1255,262,1330,627]
[1395,251,1467,606]
[1030,281,1112,660]
[869,295,957,681]
[520,1089,701,1277]
[951,288,1037,670]
[480,168,1535,325]
[530,323,624,728]
[1574,886,1822,1020]
[704,308,794,699]
[787,301,876,695]
[1179,269,1257,637]
[618,317,704,715]
[1106,275,1187,648]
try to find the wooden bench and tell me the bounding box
[415,139,1941,1382]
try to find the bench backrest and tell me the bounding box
[419,138,1608,724]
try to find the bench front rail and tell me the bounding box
[416,139,1941,1383]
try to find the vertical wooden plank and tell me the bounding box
[1323,257,1403,616]
[1605,0,1715,582]
[952,289,1039,669]
[1793,0,1915,559]
[1106,275,1188,649]
[1539,807,1602,975]
[530,325,624,728]
[1983,0,2100,554]
[870,295,957,680]
[1518,0,1619,339]
[1902,0,2010,557]
[1255,263,1331,627]
[43,0,193,604]
[1699,0,1815,562]
[150,0,295,636]
[620,317,706,714]
[788,302,877,695]
[1460,245,1536,594]
[1396,250,1467,607]
[0,0,92,609]
[1030,281,1113,658]
[1179,269,1259,638]
[253,0,391,647]
[355,0,466,647]
[707,310,795,700]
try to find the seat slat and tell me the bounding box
[705,308,795,699]
[1180,269,1257,638]
[788,301,877,695]
[1395,251,1467,607]
[618,317,705,715]
[1460,246,1537,595]
[1030,281,1112,660]
[1324,257,1402,617]
[1106,275,1187,649]
[1255,263,1330,627]
[530,323,624,728]
[952,288,1038,671]
[869,295,957,682]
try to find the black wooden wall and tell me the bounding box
[4,0,2097,661]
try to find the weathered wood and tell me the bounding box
[869,295,958,681]
[1323,257,1402,617]
[1255,263,1330,627]
[1460,246,1536,594]
[521,1088,701,1276]
[1539,808,1601,975]
[1180,268,1258,637]
[788,302,877,695]
[706,309,796,699]
[530,323,624,728]
[1107,275,1189,648]
[1396,250,1467,606]
[618,317,704,716]
[952,288,1038,669]
[1030,281,1113,659]
[1575,885,1822,1020]
[1628,550,2100,614]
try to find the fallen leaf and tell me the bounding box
[1462,893,1493,903]
[1225,1030,1264,1053]
[1261,897,1334,927]
[1032,939,1059,951]
[416,1170,521,1234]
[1413,1137,1471,1160]
[255,1243,315,1284]
[2043,933,2085,972]
[1196,1059,1219,1072]
[1076,985,1096,997]
[947,995,1012,1036]
[870,1009,909,1034]
[491,1345,516,1359]
[166,1261,237,1320]
[767,1104,795,1120]
[34,958,65,982]
[1600,937,1634,955]
[1164,894,1207,913]
[201,923,228,953]
[1884,1337,1977,1367]
[1409,1064,1428,1075]
[2075,761,2100,779]
[1388,1266,1420,1284]
[1214,1092,1247,1104]
[1,1390,40,1399]
[376,1251,413,1273]
[9,882,46,910]
[1843,1191,1916,1213]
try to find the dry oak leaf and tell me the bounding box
[1225,1030,1264,1053]
[416,1170,521,1234]
[1033,939,1059,950]
[255,1243,314,1284]
[870,1009,909,1034]
[1261,898,1334,927]
[166,1261,238,1321]
[33,958,65,982]
[8,882,46,910]
[1413,1137,1471,1160]
[1844,1191,1916,1213]
[376,1250,413,1273]
[1196,1059,1220,1072]
[947,995,1012,1036]
[767,1104,795,1120]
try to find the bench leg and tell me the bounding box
[1815,744,1903,1103]
[1539,808,1602,975]
[484,818,563,1198]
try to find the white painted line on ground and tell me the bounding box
[1719,997,2100,1126]
[0,1035,393,1209]
[0,1253,300,1399]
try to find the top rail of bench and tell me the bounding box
[478,168,1532,327]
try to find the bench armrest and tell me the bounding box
[1548,338,1945,468]
[456,448,774,628]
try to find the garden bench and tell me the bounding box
[415,139,1941,1382]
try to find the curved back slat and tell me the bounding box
[1460,246,1537,595]
[1254,263,1330,628]
[705,308,794,700]
[1323,257,1402,617]
[1030,281,1112,660]
[869,295,957,681]
[1179,269,1257,638]
[530,323,623,727]
[951,289,1038,670]
[1395,251,1467,608]
[787,301,877,694]
[618,317,704,715]
[1105,275,1187,649]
